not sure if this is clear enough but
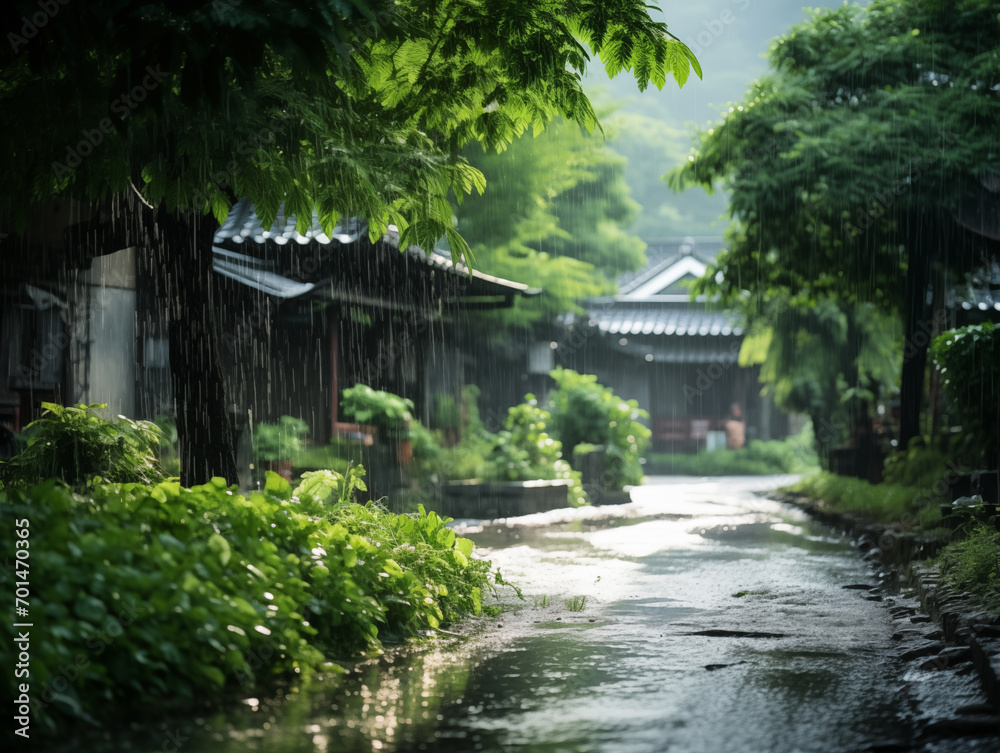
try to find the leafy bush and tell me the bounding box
[341,385,413,439]
[932,321,1000,468]
[0,467,506,735]
[411,390,586,506]
[483,397,587,506]
[293,445,353,474]
[0,403,163,490]
[547,368,651,489]
[936,523,1000,612]
[648,423,818,476]
[252,415,309,463]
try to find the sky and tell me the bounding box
[581,0,861,240]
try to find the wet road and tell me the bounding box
[65,476,997,752]
[444,475,911,753]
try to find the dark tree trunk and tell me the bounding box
[74,191,239,485]
[152,206,239,486]
[899,225,932,451]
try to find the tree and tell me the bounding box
[0,0,700,485]
[671,0,1000,449]
[739,297,901,466]
[456,115,647,331]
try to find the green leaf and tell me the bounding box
[207,533,232,567]
[74,596,107,623]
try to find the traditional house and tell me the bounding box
[1,199,534,484]
[556,237,787,453]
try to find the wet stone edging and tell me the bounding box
[770,491,1000,717]
[905,565,1000,709]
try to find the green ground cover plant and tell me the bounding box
[648,424,818,476]
[0,471,506,735]
[936,523,1000,612]
[784,472,942,528]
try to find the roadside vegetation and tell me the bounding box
[784,472,943,528]
[0,404,513,736]
[779,324,998,603]
[647,423,817,476]
[936,523,1000,613]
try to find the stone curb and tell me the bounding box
[906,564,1000,708]
[769,490,1000,710]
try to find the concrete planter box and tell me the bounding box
[589,488,633,506]
[436,479,571,519]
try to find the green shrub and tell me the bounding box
[0,467,506,735]
[432,393,461,431]
[936,523,1000,612]
[0,403,163,490]
[484,397,587,506]
[932,321,1000,468]
[252,415,309,463]
[341,385,413,439]
[547,368,651,489]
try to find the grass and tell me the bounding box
[935,523,1000,612]
[731,589,771,599]
[647,425,818,476]
[785,471,942,528]
[533,595,551,608]
[564,595,587,612]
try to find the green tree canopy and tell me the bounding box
[0,0,700,484]
[456,116,647,330]
[671,0,1000,447]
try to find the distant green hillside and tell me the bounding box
[582,0,854,240]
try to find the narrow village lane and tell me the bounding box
[442,475,915,752]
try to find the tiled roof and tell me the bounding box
[952,260,1000,315]
[211,200,533,299]
[617,236,725,292]
[579,304,742,338]
[214,200,368,245]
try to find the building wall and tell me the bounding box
[73,248,137,418]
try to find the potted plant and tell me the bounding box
[252,415,309,480]
[341,385,414,465]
